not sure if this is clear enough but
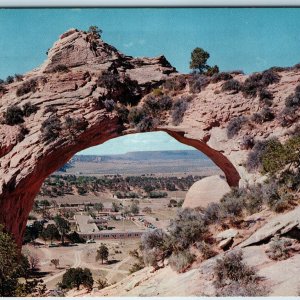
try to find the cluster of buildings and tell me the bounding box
[74,214,145,240]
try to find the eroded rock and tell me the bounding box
[239,206,300,247]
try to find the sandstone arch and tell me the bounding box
[3,28,280,247]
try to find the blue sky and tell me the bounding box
[1,8,300,155]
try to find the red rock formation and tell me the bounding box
[1,28,299,246]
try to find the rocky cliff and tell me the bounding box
[0,28,299,246]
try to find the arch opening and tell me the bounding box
[19,131,237,287]
[0,127,240,248]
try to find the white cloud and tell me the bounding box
[123,42,134,48]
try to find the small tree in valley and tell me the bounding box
[94,203,104,213]
[60,267,93,291]
[96,243,109,264]
[50,259,60,269]
[54,215,70,245]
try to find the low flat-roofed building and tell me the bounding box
[78,229,145,240]
[74,214,99,234]
[74,214,146,240]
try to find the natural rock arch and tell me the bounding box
[2,28,295,246]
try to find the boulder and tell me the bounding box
[183,175,231,209]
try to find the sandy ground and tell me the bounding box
[23,238,142,290]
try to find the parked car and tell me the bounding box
[86,239,96,244]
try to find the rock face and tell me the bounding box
[183,175,231,209]
[239,206,300,247]
[0,28,300,246]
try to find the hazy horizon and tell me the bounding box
[76,148,199,156]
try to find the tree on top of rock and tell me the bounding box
[189,47,210,74]
[88,26,102,39]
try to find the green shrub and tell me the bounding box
[243,185,264,214]
[216,281,269,296]
[249,135,300,175]
[229,70,244,75]
[17,125,29,142]
[16,79,38,97]
[5,105,24,125]
[246,138,284,173]
[44,105,58,114]
[188,74,210,93]
[285,94,300,108]
[14,74,24,82]
[0,85,7,95]
[41,115,61,142]
[97,72,141,105]
[0,225,27,296]
[266,236,291,260]
[168,208,207,250]
[214,250,256,287]
[102,99,115,112]
[240,135,255,150]
[65,116,88,132]
[152,88,163,96]
[203,202,223,224]
[49,64,69,73]
[149,191,167,198]
[172,98,189,125]
[242,73,263,97]
[127,108,144,125]
[220,188,244,218]
[141,229,171,268]
[221,79,241,93]
[97,71,120,91]
[280,106,298,127]
[144,95,172,114]
[163,75,186,91]
[211,72,233,83]
[136,116,157,132]
[260,139,286,173]
[115,105,129,123]
[259,88,273,106]
[169,250,195,273]
[96,277,108,290]
[22,102,38,117]
[205,65,219,76]
[196,241,217,259]
[227,116,247,138]
[129,262,144,274]
[262,181,294,213]
[260,69,281,85]
[242,70,280,98]
[6,75,14,84]
[278,168,300,191]
[251,107,275,124]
